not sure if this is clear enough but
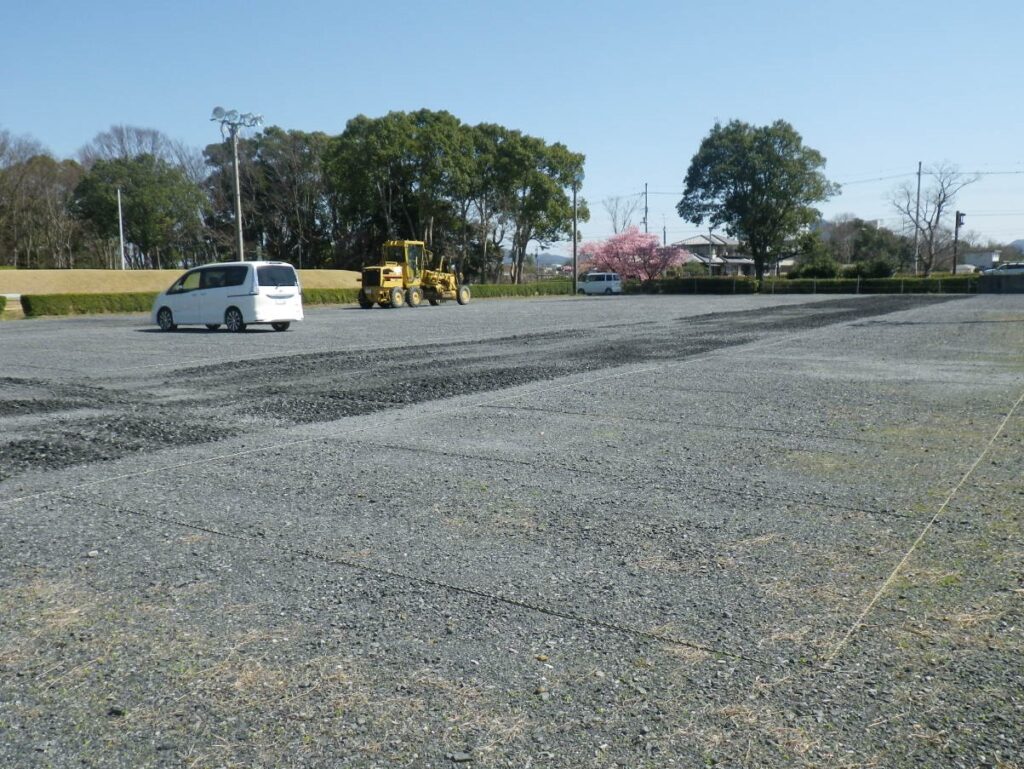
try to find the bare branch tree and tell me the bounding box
[892,163,978,275]
[78,125,205,181]
[602,194,641,233]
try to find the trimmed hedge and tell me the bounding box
[21,292,158,317]
[14,274,982,319]
[470,280,571,298]
[0,295,6,314]
[629,277,759,294]
[302,287,361,305]
[763,276,979,294]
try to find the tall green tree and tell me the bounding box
[498,132,587,284]
[73,155,208,268]
[204,127,333,266]
[324,110,587,278]
[677,120,839,280]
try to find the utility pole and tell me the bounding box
[116,187,126,270]
[572,177,580,295]
[662,216,667,246]
[642,183,648,233]
[913,161,922,275]
[211,107,263,262]
[953,211,965,274]
[708,227,714,276]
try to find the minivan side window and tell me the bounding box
[174,271,201,292]
[223,265,248,287]
[200,268,227,289]
[257,265,297,287]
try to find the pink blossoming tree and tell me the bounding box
[579,226,687,281]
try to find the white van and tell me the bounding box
[151,261,303,332]
[578,271,623,295]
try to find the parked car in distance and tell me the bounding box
[981,262,1024,275]
[151,261,303,332]
[578,271,623,295]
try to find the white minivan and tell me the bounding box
[578,271,623,295]
[151,261,303,332]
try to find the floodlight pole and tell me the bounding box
[230,126,245,261]
[212,108,262,262]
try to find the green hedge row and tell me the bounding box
[0,295,6,314]
[628,277,759,294]
[762,276,979,294]
[470,280,571,298]
[302,287,361,305]
[21,292,158,317]
[14,275,982,319]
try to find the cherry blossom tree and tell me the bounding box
[580,226,686,280]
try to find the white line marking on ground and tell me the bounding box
[823,386,1024,665]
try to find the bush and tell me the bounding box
[302,288,360,305]
[843,257,895,279]
[0,295,6,314]
[630,276,758,294]
[21,292,158,317]
[788,254,840,279]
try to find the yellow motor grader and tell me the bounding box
[357,240,471,309]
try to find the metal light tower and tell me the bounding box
[211,107,262,261]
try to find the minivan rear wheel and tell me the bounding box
[271,322,290,332]
[224,307,246,333]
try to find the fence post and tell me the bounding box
[813,278,817,294]
[733,278,736,294]
[857,277,861,294]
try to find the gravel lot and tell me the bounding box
[1,293,1022,768]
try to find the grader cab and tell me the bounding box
[357,240,470,309]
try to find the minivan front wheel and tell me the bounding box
[271,322,290,332]
[224,307,246,333]
[157,307,176,331]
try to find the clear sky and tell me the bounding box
[2,0,1022,252]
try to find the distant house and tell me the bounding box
[673,234,754,276]
[961,250,1001,271]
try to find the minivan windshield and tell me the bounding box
[257,265,297,287]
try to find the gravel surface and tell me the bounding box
[1,293,1022,768]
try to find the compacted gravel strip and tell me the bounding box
[2,293,1022,768]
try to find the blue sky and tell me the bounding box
[3,0,1022,251]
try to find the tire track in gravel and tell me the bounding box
[0,295,963,482]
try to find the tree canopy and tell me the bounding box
[72,155,209,269]
[1,115,588,277]
[677,119,839,280]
